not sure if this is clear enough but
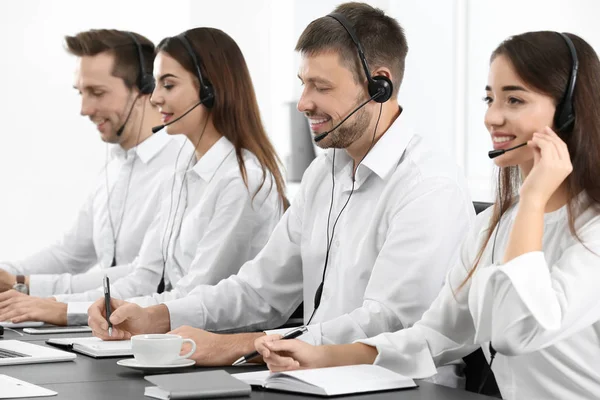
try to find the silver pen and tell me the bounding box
[232,326,308,366]
[103,275,113,337]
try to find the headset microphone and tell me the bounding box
[487,142,528,159]
[152,95,212,134]
[314,90,382,143]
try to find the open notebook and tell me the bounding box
[45,337,132,358]
[232,364,417,397]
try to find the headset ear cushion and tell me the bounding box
[139,74,156,95]
[200,83,215,109]
[554,100,575,134]
[369,76,393,103]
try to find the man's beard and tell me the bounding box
[323,104,371,149]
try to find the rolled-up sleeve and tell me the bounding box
[469,237,600,356]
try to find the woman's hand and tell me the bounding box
[520,126,573,208]
[254,335,328,372]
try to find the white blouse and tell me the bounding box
[360,195,600,400]
[58,137,283,323]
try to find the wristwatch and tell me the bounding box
[12,275,28,295]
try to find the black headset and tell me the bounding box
[327,12,393,103]
[175,33,215,109]
[307,12,389,325]
[125,32,155,95]
[554,32,579,134]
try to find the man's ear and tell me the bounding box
[370,66,392,82]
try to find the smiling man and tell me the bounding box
[0,29,184,324]
[87,2,474,386]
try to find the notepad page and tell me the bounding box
[269,364,416,396]
[231,370,271,386]
[144,386,170,400]
[47,337,131,356]
[73,337,131,356]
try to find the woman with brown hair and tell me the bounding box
[254,31,600,400]
[3,27,288,325]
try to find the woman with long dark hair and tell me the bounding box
[254,31,600,400]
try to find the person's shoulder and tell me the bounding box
[399,134,465,183]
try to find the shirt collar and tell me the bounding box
[111,131,172,164]
[325,107,414,182]
[189,136,235,182]
[361,108,413,180]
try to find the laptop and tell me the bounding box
[0,321,44,328]
[0,340,76,366]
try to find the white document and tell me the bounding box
[232,364,417,396]
[46,337,132,358]
[0,375,57,398]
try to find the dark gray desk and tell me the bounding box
[0,336,497,399]
[40,380,496,400]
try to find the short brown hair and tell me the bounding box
[65,29,155,91]
[296,2,408,98]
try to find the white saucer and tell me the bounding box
[117,358,195,372]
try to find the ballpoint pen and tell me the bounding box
[103,275,113,337]
[232,326,308,366]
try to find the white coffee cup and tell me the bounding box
[131,334,196,365]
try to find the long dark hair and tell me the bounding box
[460,31,600,289]
[157,28,288,208]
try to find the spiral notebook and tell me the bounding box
[232,364,417,397]
[45,337,132,358]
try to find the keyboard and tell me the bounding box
[0,348,30,359]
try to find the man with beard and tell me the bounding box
[0,30,184,324]
[88,2,473,384]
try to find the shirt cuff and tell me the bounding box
[66,302,93,326]
[356,332,438,379]
[29,275,56,298]
[164,298,197,330]
[470,251,557,343]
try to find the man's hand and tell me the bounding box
[0,270,16,293]
[169,326,265,366]
[88,298,169,340]
[0,290,67,325]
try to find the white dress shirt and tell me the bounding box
[360,194,600,400]
[164,115,474,352]
[57,136,283,322]
[0,132,184,297]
